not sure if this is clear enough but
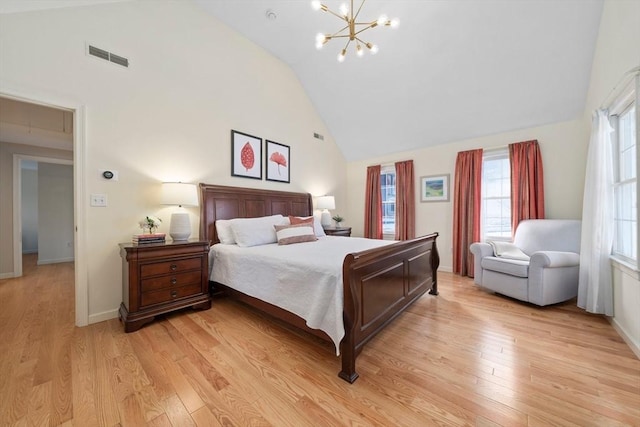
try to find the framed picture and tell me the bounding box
[420,174,450,202]
[265,140,290,183]
[231,130,262,180]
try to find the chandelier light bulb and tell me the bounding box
[390,18,399,28]
[370,44,379,54]
[316,33,326,43]
[311,1,322,11]
[356,44,364,57]
[338,49,346,62]
[340,3,349,17]
[377,14,388,26]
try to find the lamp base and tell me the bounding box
[169,212,191,241]
[320,209,332,227]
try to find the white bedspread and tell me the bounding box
[209,236,393,354]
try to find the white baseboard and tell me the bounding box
[610,317,640,359]
[22,249,38,254]
[439,265,453,273]
[88,308,119,325]
[0,272,16,279]
[37,257,75,265]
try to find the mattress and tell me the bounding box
[209,236,393,354]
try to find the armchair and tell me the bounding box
[470,219,581,306]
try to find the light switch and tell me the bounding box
[90,194,107,207]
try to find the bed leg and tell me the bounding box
[338,369,359,384]
[429,281,439,295]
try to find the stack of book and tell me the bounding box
[132,233,166,244]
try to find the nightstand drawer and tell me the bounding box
[141,270,202,293]
[141,283,202,307]
[140,257,201,278]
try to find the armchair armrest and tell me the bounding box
[530,251,580,269]
[470,242,493,259]
[469,242,493,284]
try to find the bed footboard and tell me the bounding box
[339,232,439,383]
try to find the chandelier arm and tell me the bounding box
[353,22,377,37]
[328,24,351,38]
[324,8,350,22]
[354,36,371,45]
[352,0,366,22]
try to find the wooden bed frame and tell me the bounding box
[199,184,439,383]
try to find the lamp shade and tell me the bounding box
[316,195,335,210]
[161,182,198,207]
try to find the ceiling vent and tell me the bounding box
[87,44,129,68]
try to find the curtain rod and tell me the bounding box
[600,65,640,109]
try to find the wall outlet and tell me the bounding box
[90,194,107,207]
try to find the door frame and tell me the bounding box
[2,90,88,327]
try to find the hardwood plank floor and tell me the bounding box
[1,254,638,426]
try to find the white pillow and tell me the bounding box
[215,219,236,245]
[488,241,530,261]
[230,214,285,247]
[274,223,318,245]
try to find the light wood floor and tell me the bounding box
[1,254,639,426]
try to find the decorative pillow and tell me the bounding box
[275,223,318,245]
[215,219,236,245]
[488,241,530,261]
[229,214,285,247]
[289,215,326,237]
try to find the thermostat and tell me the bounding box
[99,169,118,181]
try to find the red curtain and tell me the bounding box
[395,160,415,240]
[364,165,382,239]
[453,149,483,276]
[509,140,545,234]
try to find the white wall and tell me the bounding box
[37,163,74,264]
[0,1,346,322]
[21,166,38,254]
[582,0,640,354]
[347,118,588,271]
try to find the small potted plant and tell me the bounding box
[332,214,344,227]
[139,215,162,234]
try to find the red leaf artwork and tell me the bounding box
[269,152,287,175]
[241,142,255,171]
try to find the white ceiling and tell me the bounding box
[0,0,604,161]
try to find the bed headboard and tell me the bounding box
[199,184,313,244]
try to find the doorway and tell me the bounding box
[1,92,88,326]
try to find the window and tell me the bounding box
[611,86,638,266]
[481,149,511,241]
[381,165,396,237]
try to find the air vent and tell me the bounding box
[87,44,129,68]
[313,132,324,141]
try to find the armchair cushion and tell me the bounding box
[481,257,529,277]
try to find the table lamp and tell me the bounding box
[161,182,198,241]
[316,195,335,227]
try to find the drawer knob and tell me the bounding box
[170,278,177,285]
[171,290,178,298]
[170,264,178,271]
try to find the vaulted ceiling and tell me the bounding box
[0,0,604,161]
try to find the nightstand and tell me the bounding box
[119,240,211,332]
[323,226,352,237]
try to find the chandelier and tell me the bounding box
[311,0,399,62]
